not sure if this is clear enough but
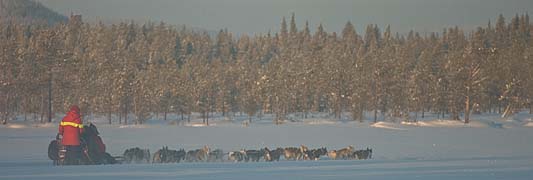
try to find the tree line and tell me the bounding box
[1,13,532,125]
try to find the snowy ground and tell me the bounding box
[1,112,533,179]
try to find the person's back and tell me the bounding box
[87,123,106,154]
[58,105,83,165]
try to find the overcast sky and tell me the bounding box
[38,0,532,35]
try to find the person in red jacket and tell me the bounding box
[58,105,84,165]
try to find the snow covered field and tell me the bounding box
[1,112,533,179]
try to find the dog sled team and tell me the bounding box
[123,145,372,164]
[48,105,371,166]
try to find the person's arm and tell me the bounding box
[58,121,64,135]
[57,120,64,140]
[79,118,84,134]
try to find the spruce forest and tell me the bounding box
[1,12,532,125]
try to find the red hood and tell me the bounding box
[66,108,80,120]
[69,105,80,114]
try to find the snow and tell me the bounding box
[401,120,488,128]
[1,158,532,180]
[524,122,533,127]
[4,123,27,129]
[184,122,210,127]
[371,122,406,130]
[1,112,533,179]
[118,124,150,129]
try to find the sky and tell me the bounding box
[37,0,533,36]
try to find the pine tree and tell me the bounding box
[280,16,288,44]
[289,13,298,37]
